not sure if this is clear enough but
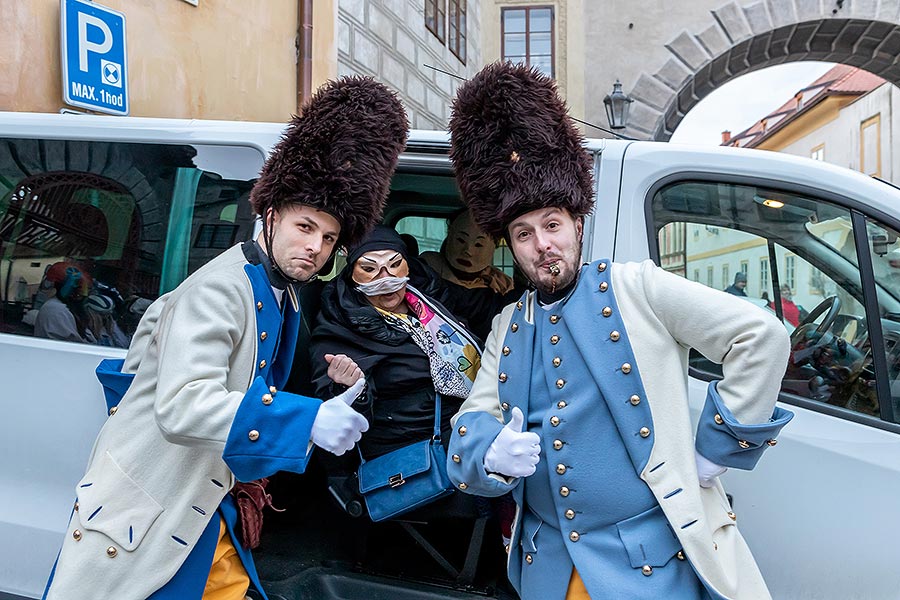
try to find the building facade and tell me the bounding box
[1,0,335,121]
[337,0,482,130]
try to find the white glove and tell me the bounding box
[483,407,542,478]
[311,377,369,456]
[695,451,727,488]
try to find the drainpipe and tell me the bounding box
[297,0,313,109]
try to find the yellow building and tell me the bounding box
[1,0,338,121]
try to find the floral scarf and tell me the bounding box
[377,285,482,398]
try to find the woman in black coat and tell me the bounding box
[310,225,513,460]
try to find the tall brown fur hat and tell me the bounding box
[449,62,594,239]
[250,76,408,246]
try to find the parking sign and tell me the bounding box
[61,0,128,115]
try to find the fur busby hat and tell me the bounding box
[250,76,408,246]
[449,62,594,239]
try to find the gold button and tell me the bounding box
[108,405,118,416]
[550,416,560,426]
[642,565,652,576]
[610,330,620,341]
[458,482,468,490]
[74,501,79,512]
[557,401,567,409]
[107,546,118,558]
[260,331,268,341]
[257,301,263,310]
[556,463,567,475]
[452,454,461,463]
[262,393,273,405]
[728,511,737,521]
[599,281,608,292]
[73,529,82,541]
[511,323,519,332]
[525,553,533,564]
[629,395,641,406]
[553,439,563,450]
[269,386,277,394]
[738,440,750,449]
[560,486,570,497]
[676,550,685,561]
[565,509,575,520]
[501,402,510,411]
[714,413,724,425]
[552,357,561,367]
[598,262,607,272]
[602,307,612,317]
[550,334,560,344]
[259,359,267,369]
[569,531,580,542]
[499,372,508,383]
[621,363,632,374]
[516,301,523,310]
[767,439,778,446]
[550,315,560,324]
[502,346,511,356]
[458,426,467,436]
[556,378,565,389]
[639,427,651,438]
[248,430,260,441]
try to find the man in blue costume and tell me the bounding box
[43,77,408,600]
[445,62,793,600]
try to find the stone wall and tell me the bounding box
[338,0,482,130]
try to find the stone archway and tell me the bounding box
[620,0,900,140]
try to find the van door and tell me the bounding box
[0,132,265,600]
[611,143,900,600]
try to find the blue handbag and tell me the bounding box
[357,393,454,522]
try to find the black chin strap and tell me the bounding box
[262,212,314,287]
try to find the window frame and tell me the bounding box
[643,171,900,434]
[500,5,555,78]
[810,143,825,162]
[448,0,466,64]
[860,114,881,178]
[425,0,446,44]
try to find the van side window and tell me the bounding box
[0,138,262,346]
[651,180,890,422]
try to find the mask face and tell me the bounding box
[445,211,495,273]
[351,250,409,284]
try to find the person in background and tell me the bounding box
[421,209,515,294]
[723,271,748,297]
[33,261,92,343]
[83,292,129,348]
[769,284,805,327]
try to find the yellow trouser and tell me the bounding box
[566,568,591,600]
[202,517,251,600]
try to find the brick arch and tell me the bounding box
[623,0,900,140]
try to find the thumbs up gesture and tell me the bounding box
[311,361,369,456]
[483,407,542,478]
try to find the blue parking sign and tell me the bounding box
[61,0,128,115]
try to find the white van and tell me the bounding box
[1,111,898,600]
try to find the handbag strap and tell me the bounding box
[358,391,443,465]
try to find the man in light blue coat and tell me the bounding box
[446,62,793,600]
